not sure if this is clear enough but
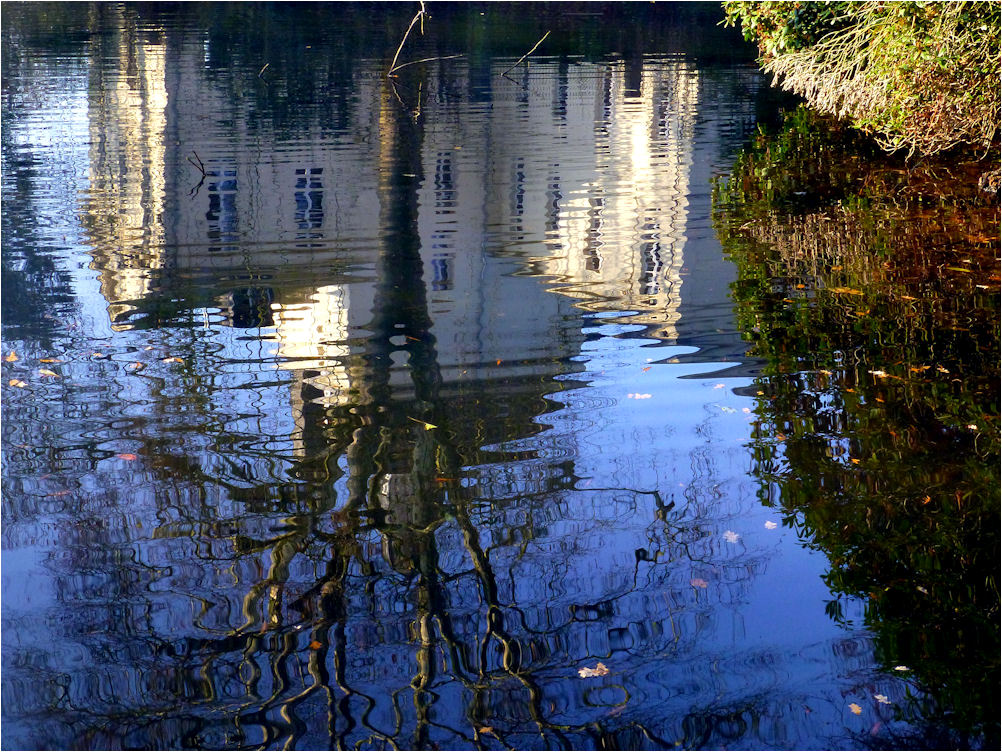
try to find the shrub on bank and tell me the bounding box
[723,1,1001,157]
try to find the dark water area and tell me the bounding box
[1,3,997,750]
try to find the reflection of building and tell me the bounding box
[77,14,731,457]
[79,5,168,326]
[485,60,698,340]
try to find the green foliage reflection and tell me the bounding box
[714,107,1000,747]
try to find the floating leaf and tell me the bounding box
[723,530,740,543]
[308,640,323,650]
[39,358,63,363]
[407,416,436,430]
[38,369,59,377]
[642,366,651,372]
[690,578,709,588]
[478,727,495,736]
[91,352,109,359]
[849,703,862,715]
[830,287,864,296]
[868,370,888,378]
[8,379,27,388]
[4,351,17,362]
[578,662,610,678]
[894,665,910,672]
[126,362,145,372]
[764,521,778,530]
[874,694,891,705]
[713,383,725,389]
[162,357,184,364]
[116,453,138,461]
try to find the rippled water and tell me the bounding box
[1,4,994,750]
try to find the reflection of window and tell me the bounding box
[223,287,275,328]
[431,254,452,291]
[434,153,454,211]
[640,242,663,296]
[295,167,323,240]
[206,169,238,251]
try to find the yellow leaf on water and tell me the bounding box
[9,379,27,388]
[830,287,864,296]
[4,352,17,362]
[116,453,138,461]
[308,640,323,650]
[478,727,495,736]
[38,369,59,377]
[162,357,184,364]
[39,358,63,363]
[578,662,610,678]
[849,703,862,715]
[407,416,436,430]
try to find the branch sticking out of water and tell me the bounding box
[387,1,426,78]
[187,151,206,177]
[500,30,550,78]
[389,53,464,76]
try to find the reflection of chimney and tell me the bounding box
[80,6,168,330]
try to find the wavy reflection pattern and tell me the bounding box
[0,6,874,751]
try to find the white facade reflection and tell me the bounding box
[79,15,735,455]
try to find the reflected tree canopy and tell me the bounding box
[714,107,1000,748]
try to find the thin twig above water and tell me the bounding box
[387,1,426,78]
[389,53,464,76]
[500,30,550,78]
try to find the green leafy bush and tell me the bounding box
[723,1,1001,156]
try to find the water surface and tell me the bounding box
[2,4,996,750]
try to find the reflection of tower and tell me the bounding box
[79,6,167,329]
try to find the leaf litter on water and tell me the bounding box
[578,662,610,678]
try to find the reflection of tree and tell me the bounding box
[714,108,1000,748]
